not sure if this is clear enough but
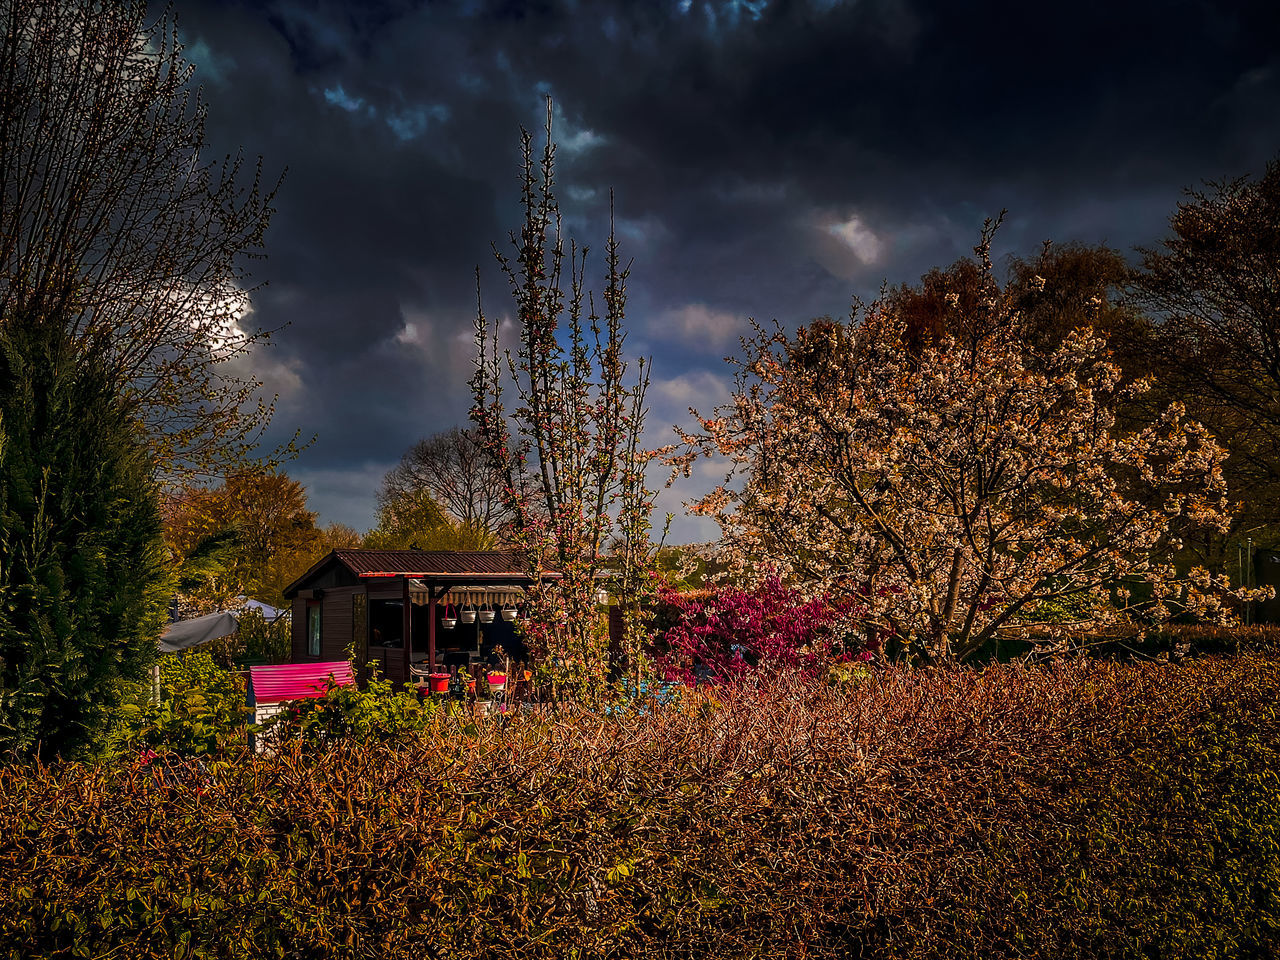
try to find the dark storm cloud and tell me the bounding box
[168,0,1280,538]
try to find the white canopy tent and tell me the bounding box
[158,611,240,654]
[158,599,286,654]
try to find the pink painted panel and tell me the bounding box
[249,661,354,705]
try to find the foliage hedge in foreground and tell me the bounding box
[0,655,1277,959]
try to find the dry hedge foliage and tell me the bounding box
[1,655,1278,959]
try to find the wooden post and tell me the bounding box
[402,576,411,683]
[428,585,440,672]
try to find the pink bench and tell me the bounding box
[246,662,356,749]
[247,661,354,706]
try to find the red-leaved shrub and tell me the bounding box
[656,577,866,684]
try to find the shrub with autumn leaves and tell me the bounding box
[3,654,1279,958]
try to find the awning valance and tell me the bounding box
[409,583,527,607]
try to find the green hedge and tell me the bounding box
[1,656,1277,958]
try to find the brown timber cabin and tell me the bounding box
[282,549,554,686]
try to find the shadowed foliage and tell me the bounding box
[1,653,1277,957]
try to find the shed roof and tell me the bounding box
[283,548,553,598]
[335,549,526,576]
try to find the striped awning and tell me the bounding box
[409,582,526,608]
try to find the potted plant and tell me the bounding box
[427,673,450,695]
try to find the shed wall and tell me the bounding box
[321,587,357,662]
[291,597,307,660]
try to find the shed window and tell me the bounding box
[307,603,321,656]
[369,598,404,648]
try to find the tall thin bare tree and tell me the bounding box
[471,101,659,687]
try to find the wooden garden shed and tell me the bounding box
[282,549,553,687]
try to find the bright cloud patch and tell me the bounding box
[810,210,885,280]
[186,37,234,85]
[649,369,732,422]
[656,303,743,348]
[387,103,450,141]
[827,214,883,265]
[323,85,364,112]
[560,125,605,154]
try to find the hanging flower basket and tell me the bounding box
[460,606,477,624]
[501,604,518,621]
[479,605,495,624]
[443,603,457,630]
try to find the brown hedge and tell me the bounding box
[0,655,1277,959]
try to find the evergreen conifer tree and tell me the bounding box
[0,317,167,757]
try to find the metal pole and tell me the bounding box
[1248,538,1255,626]
[1240,542,1245,611]
[427,587,437,673]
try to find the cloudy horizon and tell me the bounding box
[170,0,1280,542]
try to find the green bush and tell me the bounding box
[0,655,1277,958]
[114,651,249,756]
[208,607,292,667]
[254,667,432,749]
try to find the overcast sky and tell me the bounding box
[171,0,1280,542]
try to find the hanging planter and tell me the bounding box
[501,603,518,621]
[479,604,495,624]
[442,603,457,630]
[460,605,477,624]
